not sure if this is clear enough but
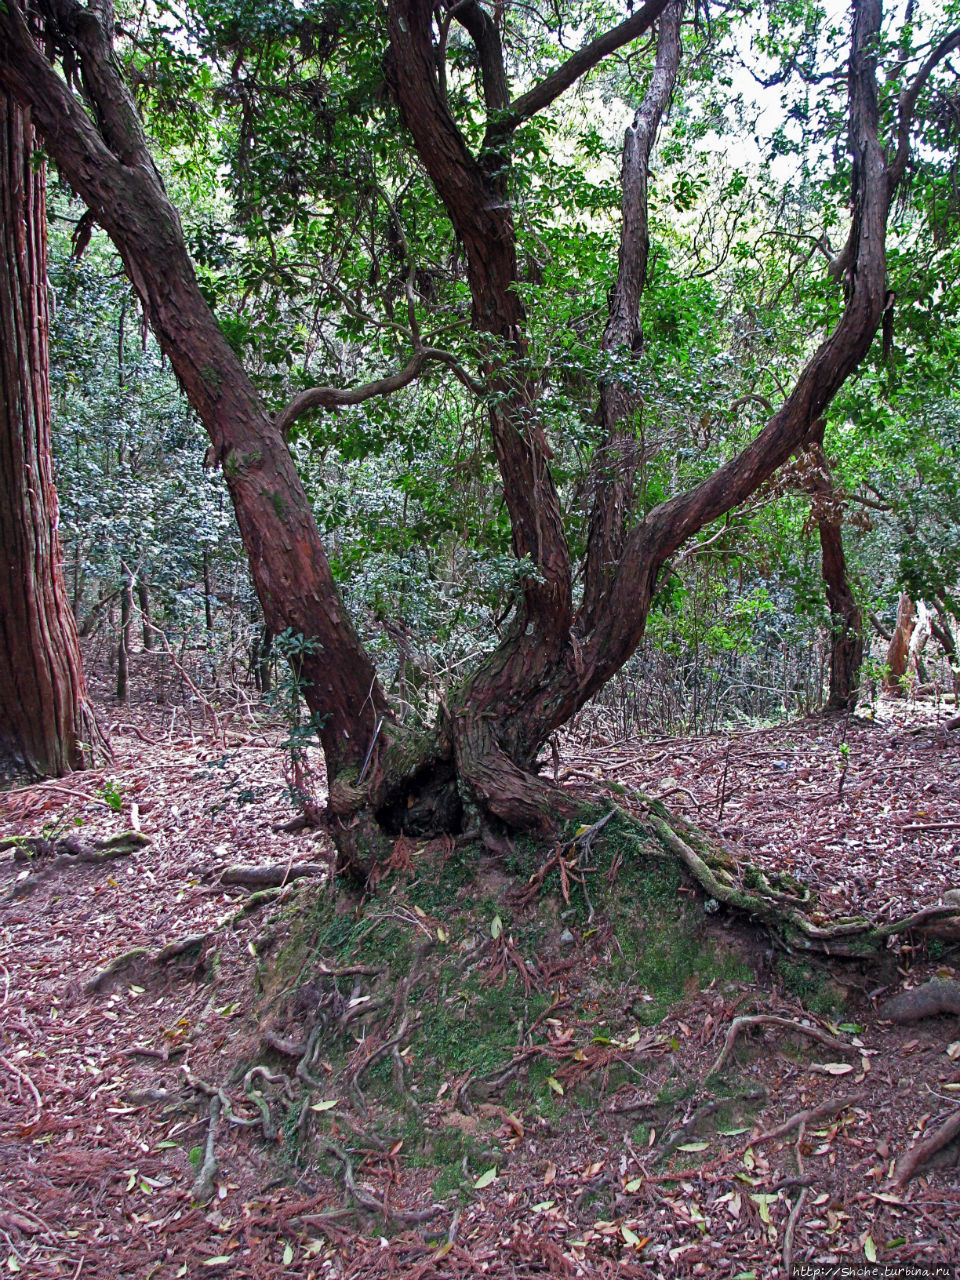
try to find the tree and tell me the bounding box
[2,0,957,867]
[0,73,105,777]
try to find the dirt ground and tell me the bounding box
[2,677,959,1278]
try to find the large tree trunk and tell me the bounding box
[0,85,106,776]
[0,0,914,874]
[0,0,389,794]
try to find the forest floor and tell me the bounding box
[2,665,960,1279]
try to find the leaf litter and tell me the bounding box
[1,681,959,1278]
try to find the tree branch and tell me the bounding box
[451,0,509,119]
[889,27,960,188]
[505,0,674,129]
[579,0,684,632]
[274,347,485,438]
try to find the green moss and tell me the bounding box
[253,802,757,1207]
[775,956,846,1015]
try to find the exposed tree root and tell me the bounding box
[220,863,327,888]
[644,808,960,957]
[1,831,151,903]
[892,1107,960,1188]
[191,1091,222,1205]
[750,1092,866,1148]
[781,1186,808,1275]
[709,1015,861,1078]
[879,978,960,1022]
[83,885,290,993]
[83,947,153,994]
[314,1135,441,1227]
[654,1089,765,1165]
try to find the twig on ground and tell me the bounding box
[0,1054,43,1122]
[709,1015,860,1077]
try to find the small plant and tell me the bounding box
[99,779,124,813]
[270,631,329,826]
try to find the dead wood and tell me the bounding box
[750,1092,865,1147]
[892,1107,960,1188]
[709,1014,859,1077]
[878,978,960,1023]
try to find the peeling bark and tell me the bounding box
[0,81,106,776]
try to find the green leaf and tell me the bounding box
[474,1167,497,1189]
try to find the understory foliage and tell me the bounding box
[43,0,960,732]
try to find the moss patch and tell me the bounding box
[253,809,756,1204]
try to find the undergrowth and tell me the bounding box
[249,808,756,1209]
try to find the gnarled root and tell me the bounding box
[645,809,960,958]
[892,1108,960,1188]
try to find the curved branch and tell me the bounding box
[579,0,684,632]
[451,0,509,119]
[889,27,960,188]
[505,0,673,129]
[274,347,485,437]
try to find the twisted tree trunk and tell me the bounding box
[0,0,934,877]
[0,84,105,776]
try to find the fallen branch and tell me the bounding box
[751,1092,865,1148]
[891,1107,960,1188]
[709,1015,860,1077]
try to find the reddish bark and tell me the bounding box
[0,0,943,870]
[0,0,388,784]
[798,425,864,712]
[884,593,917,693]
[0,85,106,777]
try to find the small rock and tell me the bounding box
[943,889,960,908]
[558,928,575,947]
